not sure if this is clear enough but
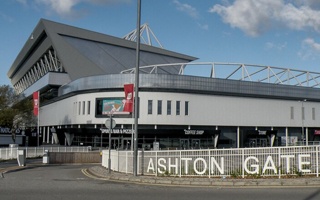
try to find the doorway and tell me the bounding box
[191,139,200,149]
[180,139,189,149]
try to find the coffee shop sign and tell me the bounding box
[147,154,312,175]
[184,129,204,135]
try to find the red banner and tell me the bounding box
[315,130,320,135]
[33,91,39,116]
[123,84,134,112]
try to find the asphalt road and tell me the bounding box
[1,163,320,200]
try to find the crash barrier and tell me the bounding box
[102,146,320,178]
[48,152,101,164]
[0,146,91,160]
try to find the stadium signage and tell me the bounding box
[0,126,11,134]
[100,128,134,134]
[184,129,204,135]
[147,154,311,175]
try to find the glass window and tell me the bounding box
[148,100,153,115]
[79,101,81,115]
[82,101,85,115]
[290,106,294,120]
[87,101,91,115]
[312,108,315,120]
[158,100,162,115]
[167,100,171,115]
[176,101,180,115]
[185,101,189,116]
[74,102,77,116]
[302,106,305,120]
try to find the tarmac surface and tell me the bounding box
[2,159,320,187]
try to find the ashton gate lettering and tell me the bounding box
[147,154,311,175]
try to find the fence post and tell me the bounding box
[118,150,120,172]
[125,151,128,174]
[317,146,319,177]
[278,147,281,179]
[141,148,144,175]
[137,150,140,175]
[156,151,158,177]
[242,148,245,178]
[179,150,182,177]
[208,149,211,178]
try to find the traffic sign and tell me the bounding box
[105,118,116,129]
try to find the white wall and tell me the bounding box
[40,91,320,128]
[139,92,319,128]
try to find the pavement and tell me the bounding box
[2,159,320,187]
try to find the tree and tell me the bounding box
[0,85,35,130]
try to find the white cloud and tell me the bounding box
[198,23,209,30]
[299,37,320,59]
[173,0,199,19]
[0,12,14,23]
[35,0,80,18]
[33,0,130,19]
[265,42,287,50]
[303,38,320,51]
[16,0,27,5]
[210,0,320,36]
[295,0,320,9]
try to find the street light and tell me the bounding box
[133,0,141,176]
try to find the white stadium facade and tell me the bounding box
[6,19,320,149]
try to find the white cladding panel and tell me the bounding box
[40,91,319,128]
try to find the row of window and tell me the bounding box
[74,99,189,117]
[73,100,317,121]
[74,101,91,116]
[290,107,316,120]
[148,100,189,116]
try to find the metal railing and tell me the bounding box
[120,62,320,88]
[0,146,91,160]
[102,146,320,178]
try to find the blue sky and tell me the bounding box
[1,0,320,86]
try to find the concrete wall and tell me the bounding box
[48,152,101,164]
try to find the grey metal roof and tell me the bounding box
[7,19,197,88]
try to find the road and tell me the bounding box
[0,163,320,200]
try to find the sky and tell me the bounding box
[1,0,320,86]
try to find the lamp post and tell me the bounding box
[133,0,141,177]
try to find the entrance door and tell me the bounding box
[180,139,189,149]
[122,138,132,150]
[111,138,120,149]
[191,139,200,149]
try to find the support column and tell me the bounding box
[47,126,50,144]
[237,126,240,148]
[51,128,54,144]
[42,127,46,143]
[285,127,288,147]
[306,127,309,146]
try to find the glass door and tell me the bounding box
[180,139,189,149]
[122,138,132,150]
[191,139,200,149]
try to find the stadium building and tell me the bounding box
[6,19,320,149]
